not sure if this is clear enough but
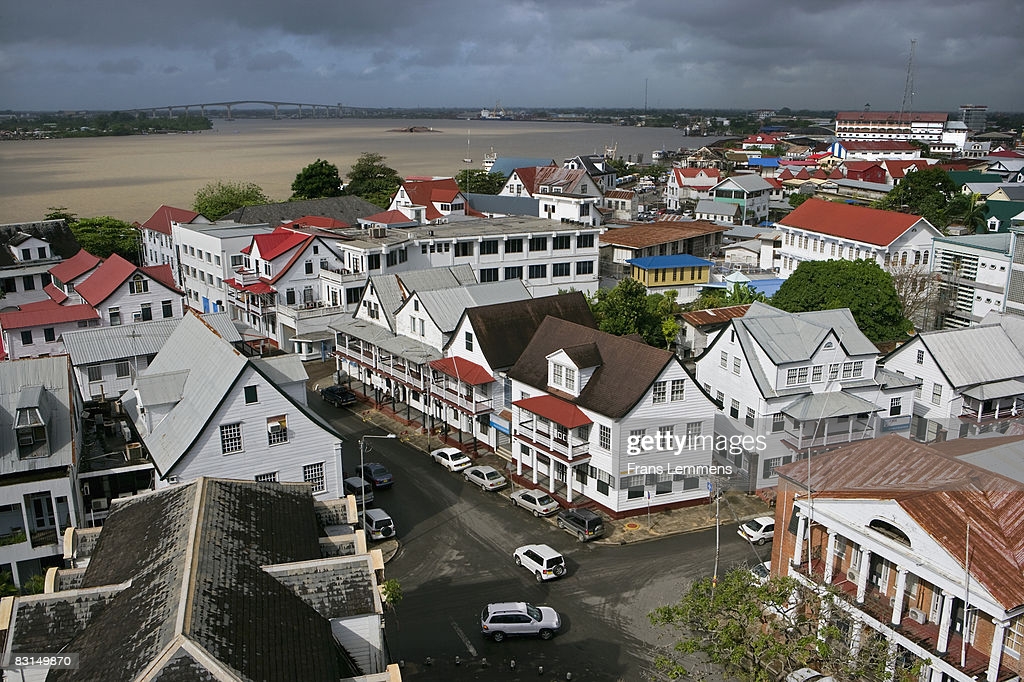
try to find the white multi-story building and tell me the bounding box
[140,205,208,271]
[931,233,1012,328]
[507,317,717,515]
[388,177,474,225]
[695,302,916,492]
[664,167,722,210]
[776,198,943,278]
[834,111,948,143]
[707,174,773,225]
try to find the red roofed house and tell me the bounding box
[72,253,184,327]
[839,161,888,184]
[0,300,100,359]
[776,198,943,277]
[499,166,603,200]
[740,133,786,150]
[139,205,209,271]
[388,177,472,225]
[773,435,1024,682]
[665,167,722,210]
[48,249,101,299]
[507,317,717,516]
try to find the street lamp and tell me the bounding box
[358,433,396,520]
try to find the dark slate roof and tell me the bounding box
[464,192,540,217]
[222,196,382,226]
[36,478,358,681]
[459,292,597,372]
[508,317,675,418]
[0,220,78,267]
[562,342,602,369]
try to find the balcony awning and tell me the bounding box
[224,278,274,295]
[782,391,880,420]
[961,378,1024,401]
[429,357,495,386]
[513,395,592,429]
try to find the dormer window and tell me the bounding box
[15,388,47,459]
[564,367,576,392]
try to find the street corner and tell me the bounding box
[378,538,400,563]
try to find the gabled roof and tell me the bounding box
[508,317,677,419]
[914,325,1024,389]
[62,318,181,365]
[883,159,927,179]
[0,299,98,330]
[220,195,382,225]
[713,174,774,192]
[599,220,728,249]
[681,304,751,329]
[0,356,76,476]
[412,280,530,333]
[400,178,461,220]
[367,265,477,331]
[487,157,557,178]
[778,198,934,247]
[48,248,101,283]
[361,209,418,226]
[141,205,201,235]
[456,292,597,372]
[74,254,182,306]
[528,166,589,195]
[250,226,313,261]
[32,478,360,681]
[775,434,1024,612]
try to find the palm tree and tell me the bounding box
[944,192,989,234]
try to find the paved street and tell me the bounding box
[308,389,773,681]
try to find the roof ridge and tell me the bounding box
[179,478,207,639]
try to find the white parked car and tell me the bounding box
[513,544,566,581]
[431,447,472,472]
[737,516,775,545]
[464,465,507,491]
[750,560,771,584]
[785,668,835,682]
[509,489,560,517]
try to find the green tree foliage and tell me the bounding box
[788,193,812,209]
[341,152,403,208]
[0,572,18,597]
[193,180,270,221]
[771,260,911,343]
[589,278,680,348]
[20,574,45,595]
[650,567,922,681]
[691,282,767,311]
[44,206,79,225]
[291,158,343,200]
[874,167,959,228]
[944,192,989,233]
[71,217,141,264]
[454,169,507,195]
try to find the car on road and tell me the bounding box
[509,489,560,517]
[513,544,566,582]
[750,560,771,584]
[480,602,561,642]
[556,508,604,542]
[464,465,507,491]
[785,668,835,682]
[356,462,394,489]
[342,476,374,506]
[361,508,396,541]
[430,447,472,472]
[738,516,775,545]
[320,384,358,407]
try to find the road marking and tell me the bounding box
[450,618,478,657]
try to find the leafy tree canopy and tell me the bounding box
[454,168,507,195]
[193,180,270,221]
[44,206,79,225]
[788,193,812,209]
[341,152,403,208]
[291,158,343,200]
[874,167,958,228]
[771,259,911,343]
[691,282,766,311]
[71,216,141,264]
[589,278,680,348]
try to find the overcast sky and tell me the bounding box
[2,0,1022,113]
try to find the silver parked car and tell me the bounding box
[509,489,560,517]
[480,602,561,642]
[464,465,507,491]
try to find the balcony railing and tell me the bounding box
[432,384,492,414]
[517,423,590,461]
[784,420,874,449]
[29,527,58,548]
[960,402,1023,422]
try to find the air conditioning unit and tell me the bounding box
[91,498,108,512]
[268,422,283,434]
[907,608,927,624]
[846,568,860,583]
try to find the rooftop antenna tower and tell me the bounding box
[899,38,917,121]
[644,78,648,117]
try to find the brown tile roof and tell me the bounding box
[508,317,676,418]
[776,434,1024,611]
[681,304,751,328]
[599,221,728,249]
[462,292,596,372]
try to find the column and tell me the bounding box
[791,512,806,568]
[823,530,838,584]
[566,464,574,504]
[856,548,871,603]
[531,448,538,485]
[891,567,908,625]
[516,446,523,476]
[936,591,954,654]
[988,619,1008,682]
[849,619,864,657]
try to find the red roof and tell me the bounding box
[429,357,495,386]
[780,198,926,247]
[765,177,783,189]
[883,160,925,179]
[251,227,312,261]
[989,150,1024,158]
[141,263,181,293]
[741,133,784,145]
[513,395,593,429]
[400,178,461,221]
[49,249,101,284]
[840,140,918,152]
[363,209,418,225]
[44,283,68,304]
[224,278,275,295]
[0,300,98,330]
[282,215,351,229]
[141,205,200,235]
[74,254,180,306]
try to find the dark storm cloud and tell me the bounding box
[1,0,1021,111]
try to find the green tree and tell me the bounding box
[771,259,911,343]
[455,168,507,195]
[20,574,45,595]
[944,192,989,234]
[874,167,958,228]
[589,278,680,347]
[0,572,19,597]
[788,193,812,209]
[692,282,767,311]
[71,217,141,264]
[341,152,403,208]
[44,206,78,225]
[291,158,343,200]
[193,180,270,221]
[650,567,923,682]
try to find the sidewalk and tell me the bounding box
[305,360,773,545]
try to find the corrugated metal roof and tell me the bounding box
[62,319,180,365]
[626,255,714,269]
[919,324,1024,388]
[416,280,530,332]
[252,354,308,386]
[134,369,189,407]
[741,303,876,365]
[0,356,75,476]
[330,316,441,363]
[781,391,880,420]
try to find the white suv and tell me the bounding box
[480,602,561,642]
[513,544,566,581]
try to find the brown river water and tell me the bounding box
[0,118,708,225]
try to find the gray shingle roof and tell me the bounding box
[221,196,382,225]
[0,356,75,476]
[27,478,360,681]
